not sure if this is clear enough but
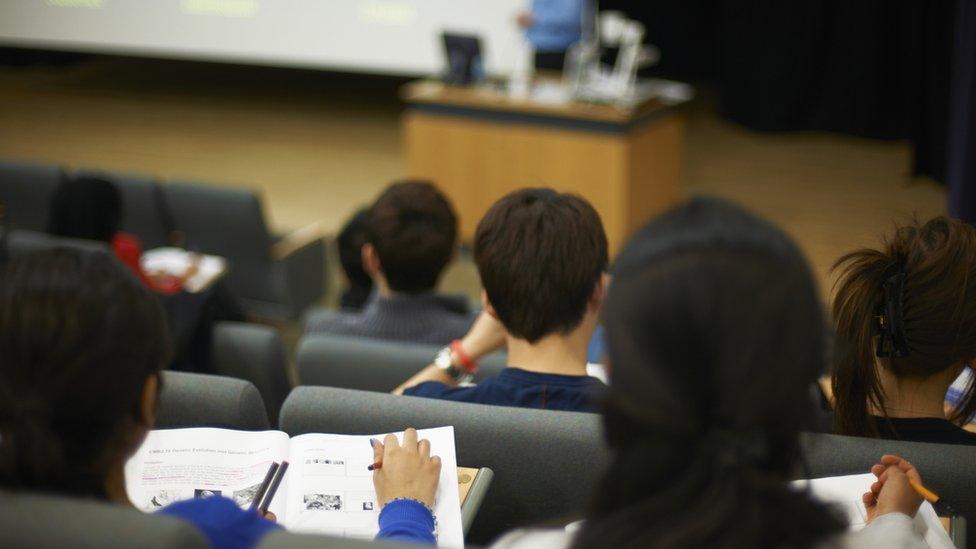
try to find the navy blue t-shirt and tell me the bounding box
[404,367,605,412]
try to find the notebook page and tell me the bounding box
[124,428,291,518]
[282,426,464,548]
[791,473,954,548]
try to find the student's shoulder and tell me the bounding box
[403,381,482,401]
[159,497,280,547]
[304,310,368,335]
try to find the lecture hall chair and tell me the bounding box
[0,491,209,548]
[156,371,271,431]
[163,180,327,320]
[294,333,507,393]
[0,159,64,232]
[212,321,292,425]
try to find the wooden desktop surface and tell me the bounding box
[457,467,478,504]
[401,80,669,125]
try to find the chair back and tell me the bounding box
[213,322,292,425]
[0,159,63,232]
[0,490,208,548]
[157,371,270,430]
[295,333,506,393]
[164,181,275,304]
[279,386,608,545]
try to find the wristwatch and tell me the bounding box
[434,345,472,383]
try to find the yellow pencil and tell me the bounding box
[909,479,940,504]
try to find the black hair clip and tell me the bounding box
[874,270,910,358]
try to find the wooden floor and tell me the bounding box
[0,57,947,302]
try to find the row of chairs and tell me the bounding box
[7,369,970,547]
[0,159,327,319]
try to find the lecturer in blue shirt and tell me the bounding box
[518,0,590,71]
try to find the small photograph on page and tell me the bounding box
[348,491,378,514]
[194,488,223,499]
[232,482,264,508]
[304,493,343,511]
[144,489,187,510]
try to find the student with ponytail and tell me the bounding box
[831,216,976,445]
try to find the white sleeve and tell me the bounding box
[840,513,938,549]
[491,529,573,549]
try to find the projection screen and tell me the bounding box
[0,0,529,76]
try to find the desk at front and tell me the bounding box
[401,80,686,254]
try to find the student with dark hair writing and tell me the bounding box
[0,249,452,547]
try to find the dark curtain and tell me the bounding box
[601,0,958,183]
[948,0,976,222]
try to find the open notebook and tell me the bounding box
[792,473,954,548]
[124,427,464,547]
[140,248,227,293]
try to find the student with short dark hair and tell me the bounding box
[394,188,608,412]
[306,181,473,345]
[0,249,446,547]
[831,216,976,445]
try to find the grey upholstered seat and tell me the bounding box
[4,229,111,257]
[164,181,326,319]
[258,531,412,548]
[279,386,607,545]
[76,169,174,249]
[295,333,506,393]
[0,491,208,548]
[157,371,270,430]
[213,321,292,425]
[0,159,64,232]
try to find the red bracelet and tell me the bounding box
[450,340,478,374]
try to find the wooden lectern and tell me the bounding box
[401,80,686,253]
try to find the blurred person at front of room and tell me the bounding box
[394,188,608,412]
[0,249,446,547]
[306,181,473,346]
[380,197,951,548]
[831,216,976,445]
[518,0,589,71]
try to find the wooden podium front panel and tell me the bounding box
[403,99,684,254]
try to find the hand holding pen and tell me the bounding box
[369,428,441,508]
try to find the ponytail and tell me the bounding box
[830,249,896,437]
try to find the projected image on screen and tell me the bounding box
[0,0,527,76]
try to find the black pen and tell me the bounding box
[250,462,280,511]
[258,461,289,514]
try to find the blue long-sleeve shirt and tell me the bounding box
[161,494,436,546]
[377,499,437,544]
[525,0,586,53]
